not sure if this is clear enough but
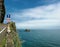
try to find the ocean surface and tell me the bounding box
[17,29,60,47]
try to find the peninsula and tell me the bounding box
[0,0,21,47]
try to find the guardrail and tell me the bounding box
[0,27,6,34]
[0,27,7,43]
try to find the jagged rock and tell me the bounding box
[0,0,5,23]
[0,22,22,47]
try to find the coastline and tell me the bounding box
[0,22,22,47]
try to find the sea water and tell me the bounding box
[17,29,60,47]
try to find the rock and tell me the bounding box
[0,0,5,23]
[25,29,30,32]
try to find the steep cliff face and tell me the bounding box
[0,0,21,47]
[0,22,22,47]
[7,22,22,47]
[0,0,5,23]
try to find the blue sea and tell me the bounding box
[17,29,60,47]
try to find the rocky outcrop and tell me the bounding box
[0,0,5,23]
[6,22,22,47]
[0,22,22,47]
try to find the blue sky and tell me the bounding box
[5,0,60,13]
[4,0,60,29]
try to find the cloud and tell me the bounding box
[16,19,60,29]
[11,3,60,29]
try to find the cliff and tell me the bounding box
[0,0,21,47]
[0,0,5,23]
[0,22,22,47]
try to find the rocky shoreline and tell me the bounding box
[0,22,22,47]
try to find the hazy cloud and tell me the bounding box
[11,3,60,29]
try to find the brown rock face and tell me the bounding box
[0,0,5,23]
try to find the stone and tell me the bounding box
[0,0,5,23]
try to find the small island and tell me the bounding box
[25,29,30,32]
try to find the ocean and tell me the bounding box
[17,29,60,47]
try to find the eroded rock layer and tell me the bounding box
[0,0,5,23]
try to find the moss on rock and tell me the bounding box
[0,22,22,47]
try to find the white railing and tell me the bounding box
[0,27,6,34]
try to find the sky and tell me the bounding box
[4,0,60,29]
